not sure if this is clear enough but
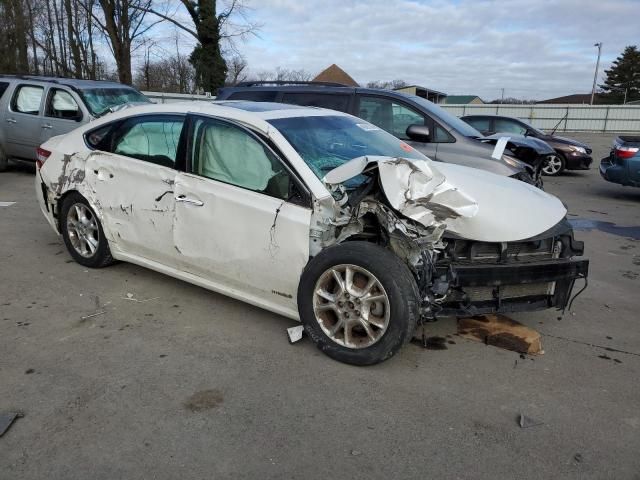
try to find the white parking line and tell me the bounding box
[0,202,16,207]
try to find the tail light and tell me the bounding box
[615,145,639,160]
[36,147,51,168]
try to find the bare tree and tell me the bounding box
[0,0,30,73]
[366,79,408,90]
[226,55,248,85]
[253,66,313,83]
[80,0,159,84]
[132,1,260,93]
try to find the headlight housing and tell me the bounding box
[570,146,587,154]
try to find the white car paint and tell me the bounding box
[35,101,569,321]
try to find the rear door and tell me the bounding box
[83,114,185,266]
[41,88,86,143]
[4,83,45,160]
[172,114,312,311]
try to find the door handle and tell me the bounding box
[6,118,16,124]
[175,195,204,206]
[42,124,52,129]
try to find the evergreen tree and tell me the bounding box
[599,45,640,104]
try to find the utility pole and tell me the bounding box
[500,88,505,104]
[591,42,602,105]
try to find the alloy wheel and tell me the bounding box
[542,155,563,175]
[313,264,390,349]
[66,203,100,258]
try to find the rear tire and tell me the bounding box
[542,153,565,176]
[60,193,114,268]
[298,241,420,365]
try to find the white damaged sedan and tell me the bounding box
[35,101,588,365]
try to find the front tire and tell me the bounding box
[542,153,565,176]
[60,193,114,268]
[298,241,420,365]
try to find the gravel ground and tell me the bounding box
[1,132,640,479]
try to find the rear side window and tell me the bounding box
[495,118,527,135]
[464,117,491,133]
[281,92,350,112]
[12,85,44,115]
[0,82,9,100]
[45,89,81,120]
[109,115,185,168]
[228,90,278,102]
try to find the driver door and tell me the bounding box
[172,115,312,311]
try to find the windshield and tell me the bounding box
[268,115,427,181]
[409,95,483,138]
[80,88,150,116]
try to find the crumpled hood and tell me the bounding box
[324,156,567,242]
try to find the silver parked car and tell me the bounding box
[0,75,150,171]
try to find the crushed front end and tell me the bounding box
[318,155,589,320]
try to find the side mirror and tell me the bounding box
[406,124,430,142]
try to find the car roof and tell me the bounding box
[0,75,135,90]
[83,101,351,129]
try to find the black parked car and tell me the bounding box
[461,114,593,176]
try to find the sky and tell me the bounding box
[156,0,640,101]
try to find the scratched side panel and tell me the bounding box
[173,173,312,311]
[83,152,179,265]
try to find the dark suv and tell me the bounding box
[217,82,549,185]
[461,114,593,176]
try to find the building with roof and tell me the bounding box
[394,85,447,103]
[537,93,606,104]
[443,95,484,105]
[312,64,359,87]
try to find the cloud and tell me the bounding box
[235,0,638,100]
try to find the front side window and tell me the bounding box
[190,117,292,200]
[12,85,44,115]
[357,96,426,140]
[281,93,350,112]
[495,118,527,135]
[268,115,426,182]
[46,89,81,120]
[111,116,184,168]
[79,88,150,117]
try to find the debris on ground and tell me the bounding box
[123,293,160,303]
[0,412,24,437]
[518,413,544,429]
[458,314,544,355]
[411,334,448,350]
[80,311,106,321]
[287,325,305,344]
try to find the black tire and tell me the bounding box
[541,153,565,176]
[298,241,420,366]
[0,146,8,172]
[60,193,114,268]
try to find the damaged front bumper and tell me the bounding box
[437,258,589,315]
[430,227,589,316]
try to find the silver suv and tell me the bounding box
[0,75,150,171]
